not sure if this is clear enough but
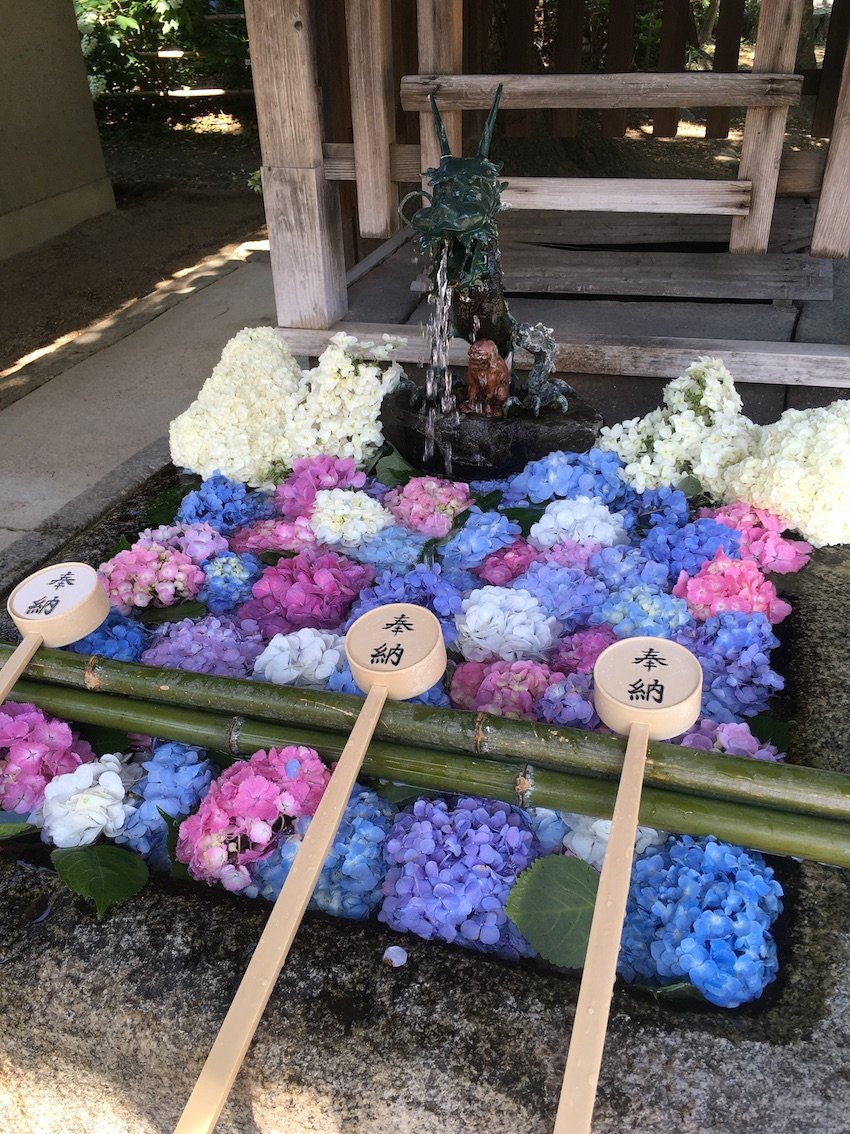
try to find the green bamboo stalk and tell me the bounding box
[6,643,850,823]
[8,678,850,868]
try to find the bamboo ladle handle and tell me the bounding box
[175,603,446,1134]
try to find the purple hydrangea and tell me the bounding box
[508,448,627,507]
[678,612,783,722]
[141,614,264,677]
[438,508,521,572]
[641,519,741,582]
[177,473,275,534]
[510,562,608,633]
[587,545,668,592]
[66,609,149,662]
[347,564,466,644]
[673,718,785,762]
[345,525,430,573]
[379,796,540,960]
[619,835,783,1008]
[538,672,600,728]
[597,584,694,639]
[198,552,263,613]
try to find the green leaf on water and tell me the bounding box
[501,505,547,536]
[375,449,420,488]
[748,714,792,754]
[676,475,703,499]
[471,489,503,512]
[104,533,132,559]
[136,600,207,626]
[158,808,191,882]
[142,482,195,529]
[506,855,599,969]
[51,845,149,920]
[0,821,37,842]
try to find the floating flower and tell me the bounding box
[228,516,317,554]
[539,539,602,572]
[141,615,264,678]
[475,539,541,586]
[679,612,784,722]
[562,813,667,871]
[672,550,791,624]
[0,703,95,815]
[549,625,617,675]
[510,562,608,632]
[538,672,600,729]
[587,545,668,593]
[472,660,564,720]
[438,508,521,572]
[673,718,784,763]
[199,551,263,613]
[274,455,366,520]
[384,476,471,538]
[698,503,812,574]
[35,752,142,847]
[134,522,229,565]
[345,526,430,573]
[455,586,561,662]
[253,628,346,688]
[176,473,275,534]
[67,609,149,663]
[528,496,628,551]
[308,488,395,548]
[347,564,465,644]
[641,519,741,582]
[99,543,205,614]
[597,584,694,639]
[509,448,627,507]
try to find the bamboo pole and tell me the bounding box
[6,645,850,824]
[7,679,850,868]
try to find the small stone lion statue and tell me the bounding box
[460,339,512,417]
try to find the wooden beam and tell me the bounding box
[811,34,850,258]
[416,0,463,181]
[706,0,746,138]
[652,0,692,137]
[730,0,806,255]
[345,0,399,238]
[276,322,850,387]
[811,0,850,137]
[400,71,802,110]
[499,178,751,215]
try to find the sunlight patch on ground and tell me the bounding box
[172,112,244,134]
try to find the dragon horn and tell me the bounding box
[429,94,453,158]
[477,83,504,157]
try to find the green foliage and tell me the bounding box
[501,504,547,536]
[136,599,207,625]
[0,820,37,842]
[374,448,420,488]
[247,169,262,194]
[159,808,191,880]
[506,855,599,969]
[52,844,149,919]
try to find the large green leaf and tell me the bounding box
[51,845,149,920]
[506,855,599,969]
[136,600,207,626]
[501,505,547,536]
[375,449,420,488]
[0,820,36,842]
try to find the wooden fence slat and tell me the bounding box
[399,72,802,110]
[811,0,850,137]
[775,147,828,195]
[462,0,489,142]
[345,0,398,239]
[706,0,745,139]
[392,0,419,144]
[811,36,850,258]
[601,0,636,137]
[652,0,692,137]
[551,0,585,137]
[416,0,463,182]
[504,0,536,136]
[499,178,751,215]
[729,0,806,255]
[316,0,358,268]
[276,323,850,388]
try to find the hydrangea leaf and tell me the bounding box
[675,475,703,499]
[748,714,791,753]
[136,600,207,625]
[471,489,503,512]
[158,808,191,882]
[144,482,196,529]
[51,845,149,921]
[375,449,420,488]
[501,505,547,536]
[506,855,598,969]
[0,821,36,841]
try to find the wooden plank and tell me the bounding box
[462,0,489,141]
[276,322,850,387]
[551,0,584,137]
[504,0,536,136]
[416,0,463,181]
[811,35,850,258]
[653,0,692,137]
[811,0,850,137]
[776,147,828,195]
[400,72,803,110]
[316,0,357,268]
[345,0,399,238]
[499,178,751,214]
[730,0,806,255]
[392,0,419,144]
[705,0,745,138]
[601,0,635,136]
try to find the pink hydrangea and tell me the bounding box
[698,503,812,575]
[133,522,228,565]
[0,702,95,814]
[384,477,471,538]
[449,661,489,710]
[99,543,205,614]
[551,625,617,675]
[473,660,565,720]
[229,516,317,554]
[672,550,792,624]
[475,539,540,585]
[539,540,603,572]
[237,550,374,639]
[176,745,330,892]
[274,456,366,521]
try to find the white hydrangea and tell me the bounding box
[33,753,142,848]
[169,329,404,488]
[599,357,757,497]
[560,813,668,871]
[528,495,629,550]
[308,489,395,548]
[455,586,561,662]
[721,399,850,547]
[253,628,346,688]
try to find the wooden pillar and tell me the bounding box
[705,0,745,139]
[652,0,691,137]
[552,0,584,138]
[345,0,399,238]
[811,40,850,258]
[244,0,347,328]
[417,0,463,180]
[811,0,850,137]
[600,0,636,137]
[729,0,805,255]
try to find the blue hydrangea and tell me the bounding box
[198,551,262,613]
[508,448,627,507]
[597,584,695,639]
[618,835,783,1008]
[379,796,540,960]
[437,508,521,572]
[115,741,216,871]
[510,563,608,632]
[346,525,429,573]
[621,486,690,536]
[538,672,600,728]
[522,807,570,853]
[327,660,450,707]
[679,612,783,722]
[246,787,396,919]
[176,473,275,534]
[587,546,669,592]
[66,609,149,662]
[347,564,466,643]
[641,519,741,582]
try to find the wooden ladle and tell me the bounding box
[553,636,703,1134]
[175,602,446,1134]
[3,562,109,703]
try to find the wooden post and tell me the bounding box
[600,0,635,137]
[811,0,850,137]
[417,0,463,180]
[652,0,691,137]
[345,0,399,238]
[552,0,584,137]
[504,0,536,137]
[705,0,745,139]
[811,38,850,258]
[729,0,805,255]
[463,0,489,142]
[244,0,347,328]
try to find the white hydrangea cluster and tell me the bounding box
[34,753,142,848]
[308,489,395,548]
[169,330,404,489]
[560,813,668,871]
[455,586,561,662]
[253,628,346,688]
[599,357,757,496]
[528,496,628,550]
[721,399,850,547]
